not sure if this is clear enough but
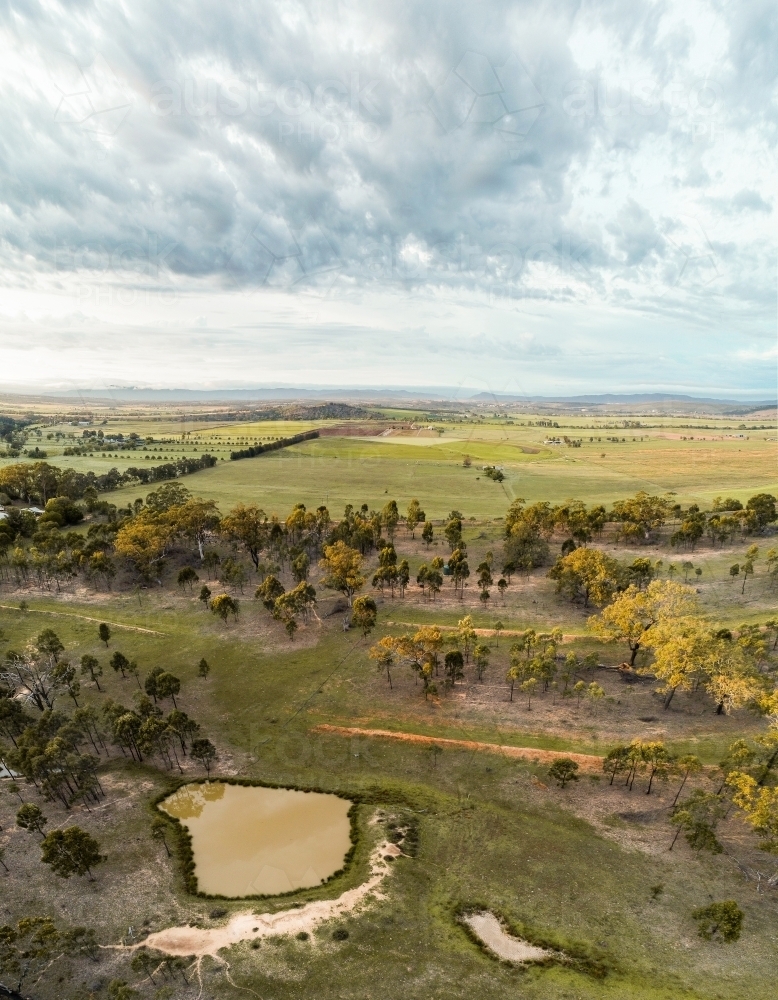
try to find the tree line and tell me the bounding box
[229,428,319,460]
[0,454,217,506]
[1,485,776,619]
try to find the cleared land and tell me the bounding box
[4,407,776,517]
[103,427,778,517]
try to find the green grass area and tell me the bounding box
[5,411,776,518]
[1,590,776,1000]
[96,431,778,518]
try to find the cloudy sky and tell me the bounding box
[0,0,776,397]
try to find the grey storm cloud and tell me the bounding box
[0,0,775,393]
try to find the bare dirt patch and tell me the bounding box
[463,911,553,964]
[137,837,401,958]
[312,724,604,772]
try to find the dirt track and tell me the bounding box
[312,724,604,771]
[0,604,165,635]
[383,621,583,640]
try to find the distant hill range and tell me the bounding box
[468,391,776,407]
[0,386,774,416]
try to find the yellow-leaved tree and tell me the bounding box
[589,580,699,666]
[114,512,172,582]
[727,772,778,854]
[645,618,763,711]
[548,547,620,607]
[319,541,364,605]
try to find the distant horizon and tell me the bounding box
[0,383,774,408]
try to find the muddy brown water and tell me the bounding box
[160,783,352,897]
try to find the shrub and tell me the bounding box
[692,901,743,942]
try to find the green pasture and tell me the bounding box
[91,430,777,518]
[1,592,776,999]
[2,403,777,999]
[4,408,776,517]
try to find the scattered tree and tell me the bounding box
[177,566,199,592]
[0,916,60,994]
[444,650,464,688]
[151,816,171,857]
[107,979,139,1000]
[320,541,365,606]
[52,660,80,707]
[670,790,725,853]
[521,676,537,709]
[220,504,268,571]
[692,901,743,943]
[727,773,778,853]
[41,826,104,880]
[80,653,103,691]
[156,672,181,708]
[191,737,217,774]
[549,758,579,788]
[256,574,285,610]
[455,615,477,664]
[16,802,47,836]
[672,755,703,806]
[110,651,131,679]
[589,580,698,667]
[369,637,396,689]
[473,643,490,682]
[548,548,620,607]
[352,595,378,637]
[603,745,629,785]
[210,594,239,623]
[406,498,425,538]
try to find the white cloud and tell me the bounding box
[0,0,775,395]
